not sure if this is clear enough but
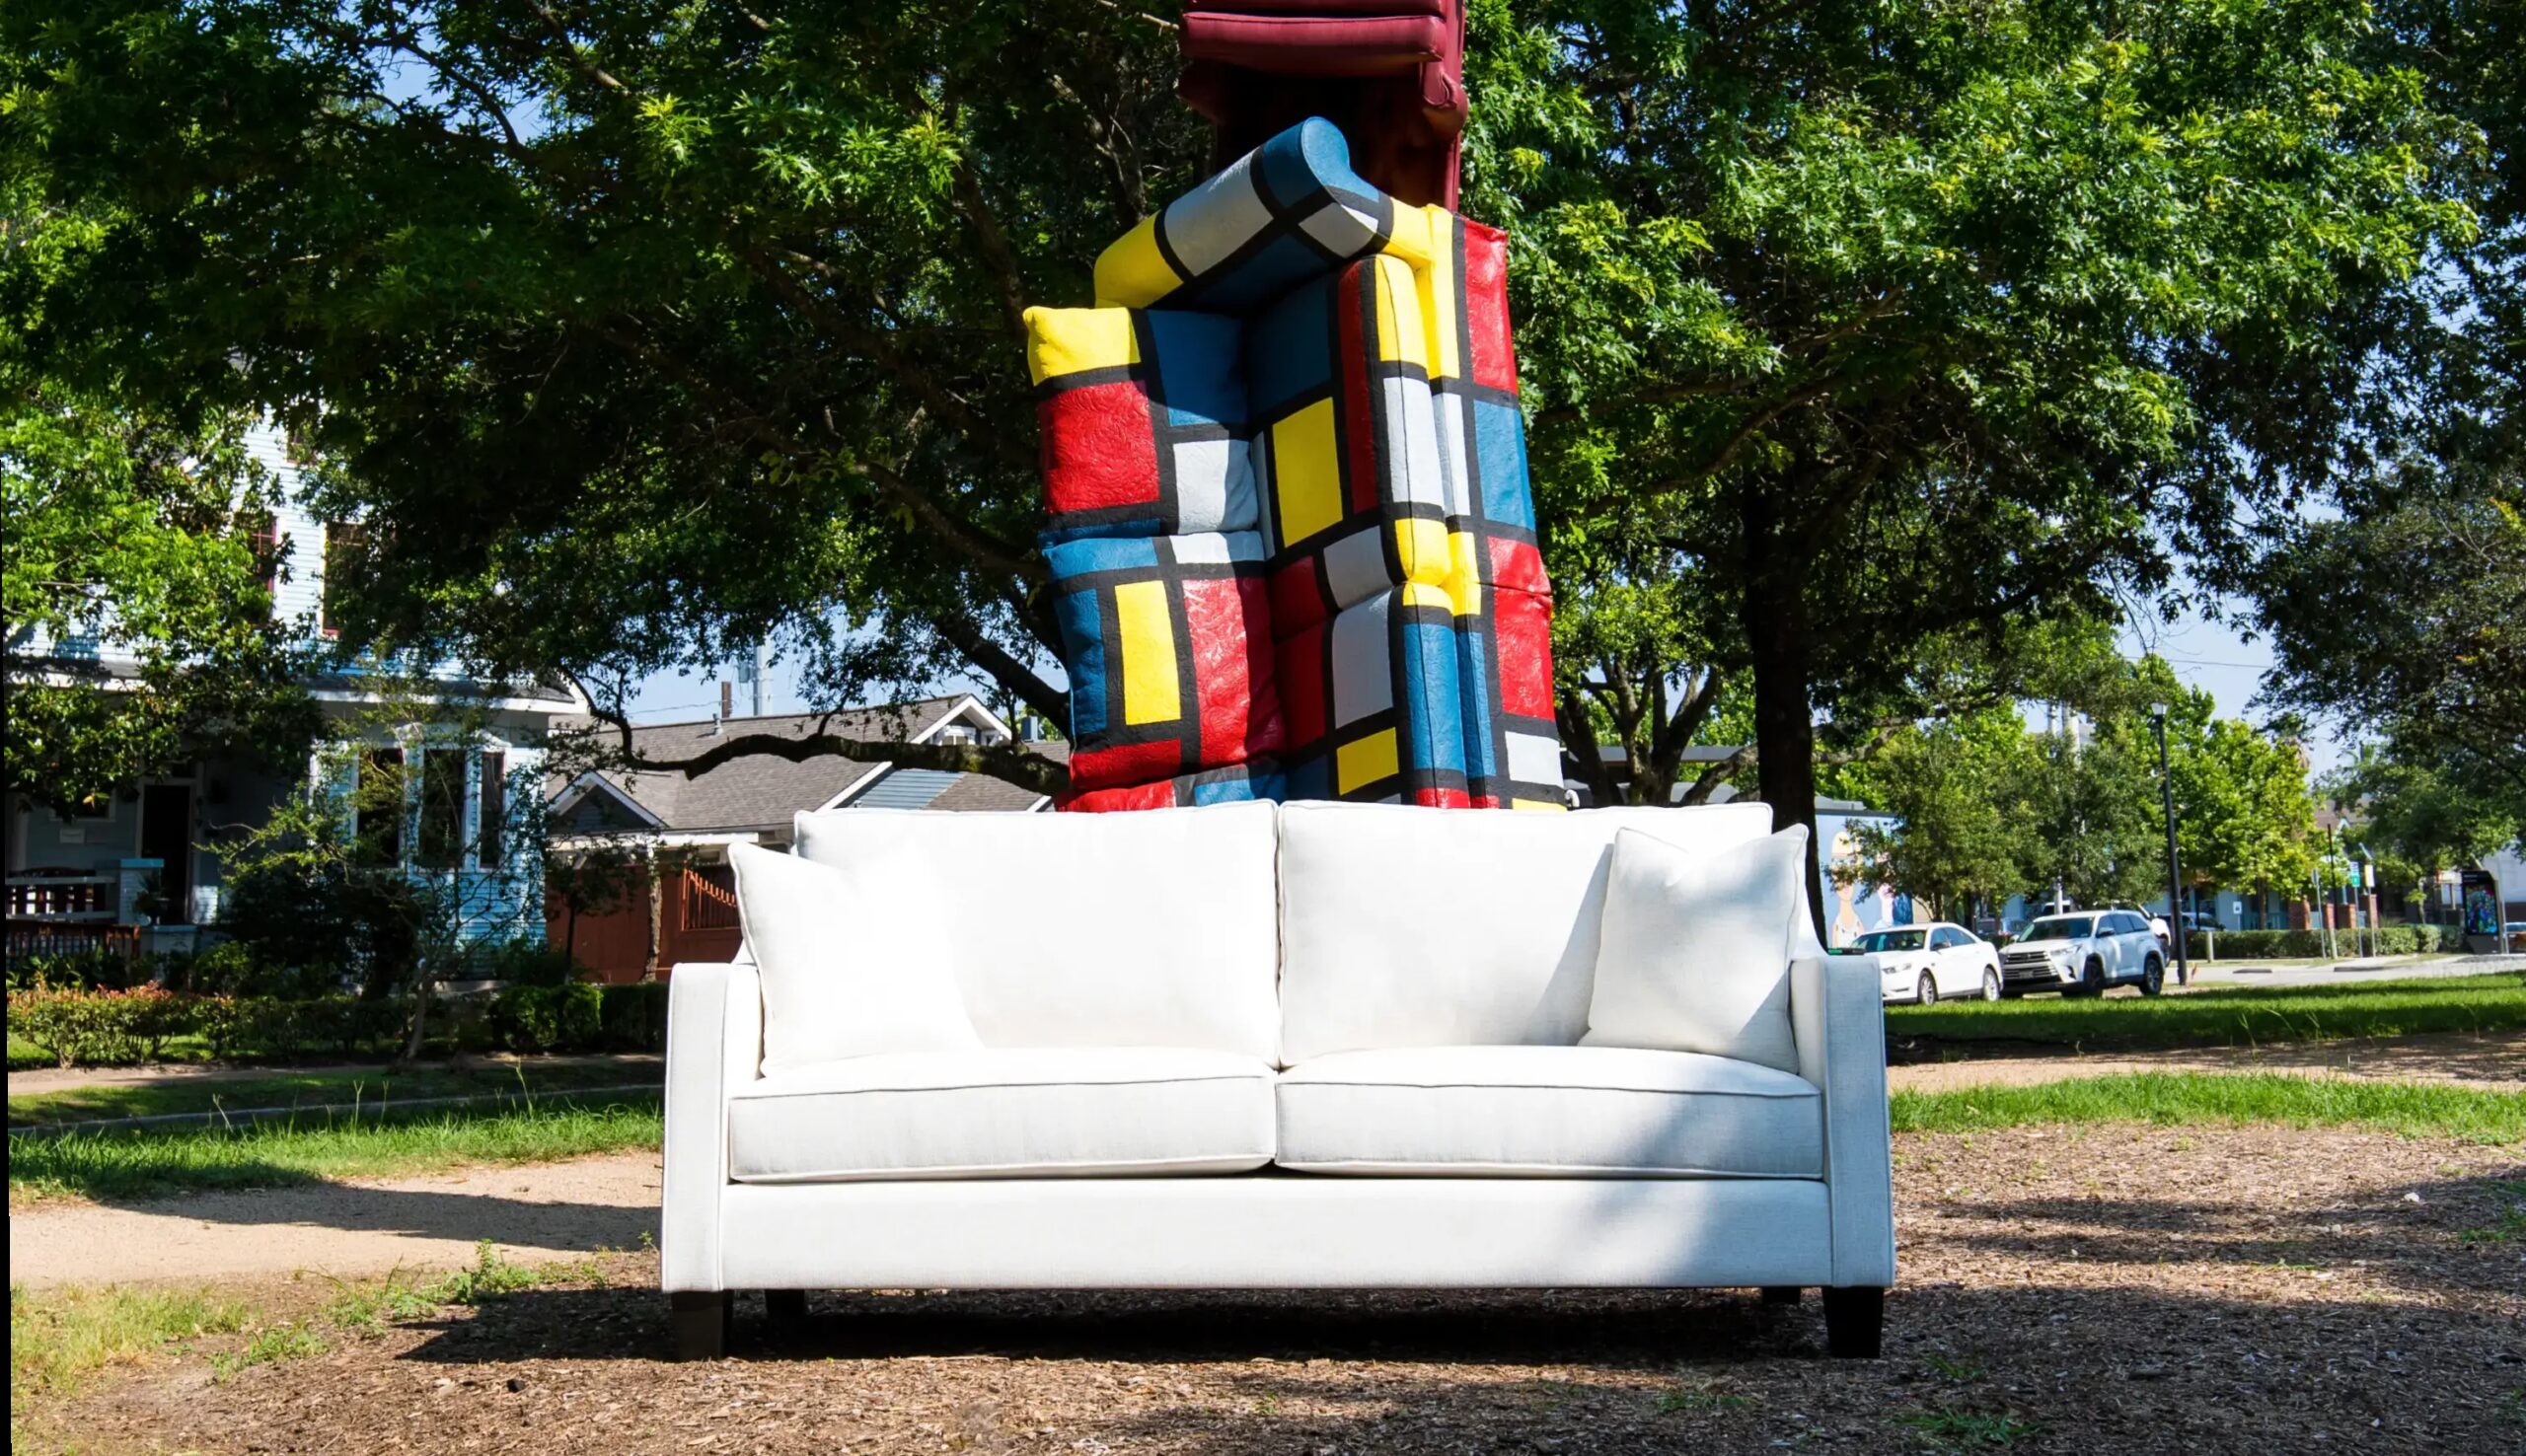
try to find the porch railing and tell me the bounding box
[6,874,115,921]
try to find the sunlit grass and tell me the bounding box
[8,1093,662,1204]
[1894,1071,2526,1142]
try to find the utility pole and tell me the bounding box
[2151,706,2189,985]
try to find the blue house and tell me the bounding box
[5,426,583,964]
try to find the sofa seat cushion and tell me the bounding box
[726,1048,1277,1183]
[1275,1046,1822,1178]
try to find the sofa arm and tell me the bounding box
[660,961,761,1294]
[1790,953,1895,1288]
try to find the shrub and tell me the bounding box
[597,983,670,1052]
[6,986,196,1067]
[486,983,604,1053]
[2189,922,2472,961]
[9,948,150,992]
[478,940,584,987]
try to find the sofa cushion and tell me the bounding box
[726,841,983,1077]
[726,1048,1277,1182]
[1276,800,1782,1062]
[1583,827,1808,1074]
[1275,1045,1821,1177]
[789,800,1282,1061]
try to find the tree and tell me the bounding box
[1476,0,2469,919]
[0,393,318,810]
[2325,745,2516,911]
[2,1,2474,861]
[4,0,1186,797]
[1846,709,2040,923]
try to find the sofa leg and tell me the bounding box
[669,1291,730,1360]
[1759,1285,1804,1306]
[763,1289,809,1334]
[1821,1286,1885,1358]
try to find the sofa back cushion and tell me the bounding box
[1276,800,1781,1063]
[789,800,1282,1061]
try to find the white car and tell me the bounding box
[1997,910,2167,997]
[1859,921,2003,1005]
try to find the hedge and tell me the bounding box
[2187,923,2468,960]
[486,983,667,1054]
[6,988,416,1068]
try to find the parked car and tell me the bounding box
[2172,910,2223,935]
[2507,920,2526,953]
[1996,910,2168,997]
[1856,921,2004,1005]
[2103,900,2173,947]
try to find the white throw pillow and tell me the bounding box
[1581,826,1808,1074]
[727,840,982,1074]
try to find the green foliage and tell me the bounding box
[598,983,671,1053]
[1891,1072,2526,1143]
[485,983,604,1054]
[1888,972,2526,1051]
[5,986,193,1067]
[479,940,584,987]
[0,389,320,809]
[0,0,2480,829]
[2185,923,2463,959]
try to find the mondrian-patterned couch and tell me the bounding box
[1029,118,1560,811]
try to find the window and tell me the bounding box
[478,751,505,869]
[242,512,280,596]
[353,748,404,867]
[1931,927,1967,950]
[322,521,365,638]
[416,749,467,869]
[1854,928,1927,952]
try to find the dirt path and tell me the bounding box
[9,1151,660,1289]
[1889,1029,2526,1092]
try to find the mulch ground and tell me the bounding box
[24,1126,2525,1455]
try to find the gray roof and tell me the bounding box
[550,695,1054,832]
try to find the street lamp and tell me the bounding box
[2150,706,2190,986]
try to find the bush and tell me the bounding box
[9,948,152,992]
[486,983,604,1053]
[478,940,584,987]
[7,987,195,1067]
[597,983,670,1052]
[2188,922,2472,960]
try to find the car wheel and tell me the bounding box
[2139,955,2165,997]
[2072,957,2107,997]
[1916,975,1938,1006]
[1979,967,2002,1001]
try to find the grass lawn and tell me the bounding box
[9,1282,256,1444]
[1886,971,2526,1053]
[8,1058,661,1128]
[8,1093,662,1204]
[1893,1070,2526,1142]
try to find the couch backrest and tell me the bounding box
[789,800,1282,1062]
[1276,801,1783,1062]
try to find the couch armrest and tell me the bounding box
[1791,953,1895,1287]
[661,961,761,1293]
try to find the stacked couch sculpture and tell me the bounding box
[1029,120,1561,811]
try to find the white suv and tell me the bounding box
[1997,910,2167,997]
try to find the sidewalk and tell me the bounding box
[6,1050,662,1098]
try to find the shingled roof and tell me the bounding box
[549,694,1052,837]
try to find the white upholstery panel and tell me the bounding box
[790,801,1281,1061]
[715,1177,1834,1290]
[661,962,761,1293]
[1276,1046,1821,1177]
[724,1048,1276,1182]
[1793,953,1897,1287]
[1276,802,1781,1062]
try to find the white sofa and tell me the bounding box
[661,800,1894,1357]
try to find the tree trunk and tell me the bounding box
[1743,569,1827,943]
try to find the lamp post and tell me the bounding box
[2150,707,2190,986]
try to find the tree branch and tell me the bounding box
[930,610,1070,727]
[1678,744,1756,806]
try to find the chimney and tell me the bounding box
[717,679,732,729]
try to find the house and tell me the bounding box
[4,425,583,967]
[544,693,1054,981]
